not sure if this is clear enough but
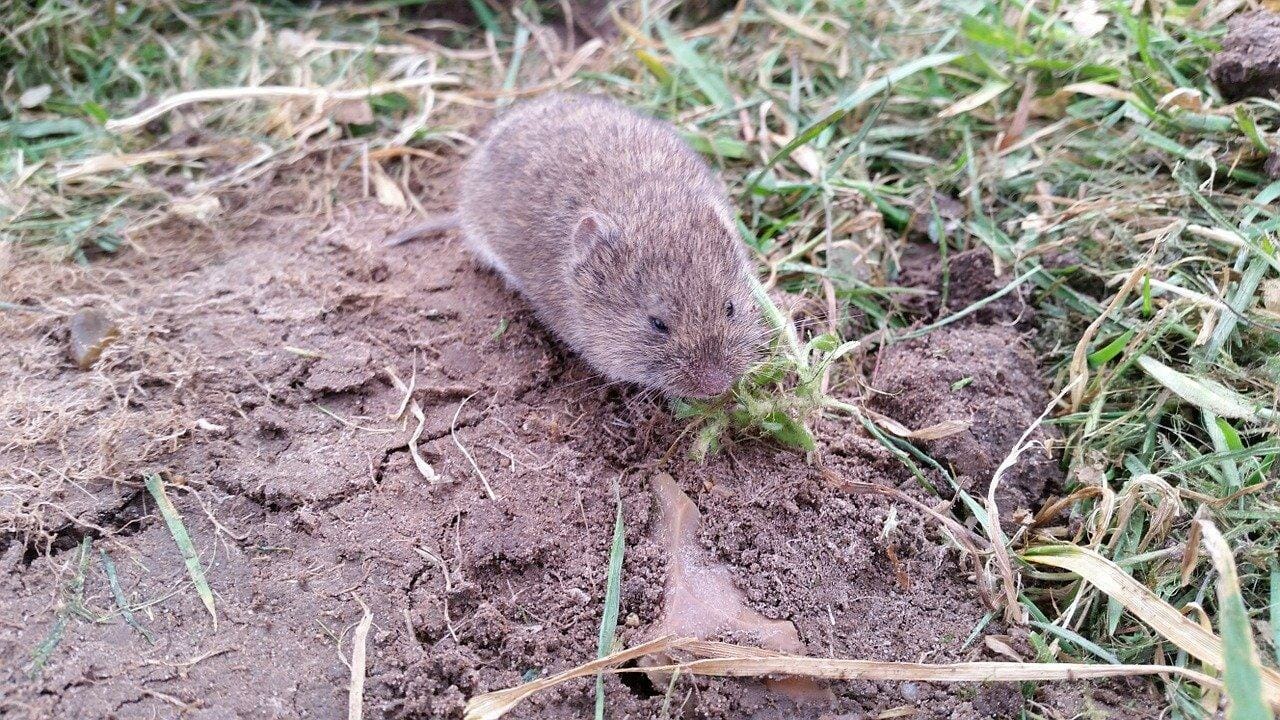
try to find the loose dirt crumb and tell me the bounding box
[1210,10,1280,102]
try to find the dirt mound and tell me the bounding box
[871,326,1063,520]
[1,166,1109,718]
[1210,10,1280,102]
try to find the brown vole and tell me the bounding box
[390,93,766,398]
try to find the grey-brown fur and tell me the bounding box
[407,93,765,398]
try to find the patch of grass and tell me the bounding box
[2,1,489,261]
[27,536,92,677]
[600,2,1278,713]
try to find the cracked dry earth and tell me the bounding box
[1,167,1155,719]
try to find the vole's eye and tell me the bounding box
[725,300,735,318]
[649,316,670,334]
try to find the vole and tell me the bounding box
[389,93,766,398]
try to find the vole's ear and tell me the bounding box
[570,211,619,252]
[570,212,620,281]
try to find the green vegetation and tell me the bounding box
[4,0,1278,716]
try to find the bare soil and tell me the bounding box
[1,161,1154,718]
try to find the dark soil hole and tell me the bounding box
[617,660,659,698]
[19,488,150,566]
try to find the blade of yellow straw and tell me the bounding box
[466,635,1228,720]
[348,596,373,720]
[1023,544,1280,709]
[465,636,681,720]
[649,655,1219,685]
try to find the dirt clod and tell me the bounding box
[1210,11,1280,102]
[870,325,1063,519]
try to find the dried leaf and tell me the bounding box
[371,164,406,209]
[170,195,222,221]
[1261,279,1280,313]
[1058,82,1136,103]
[329,100,374,125]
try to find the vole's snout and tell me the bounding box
[685,363,734,398]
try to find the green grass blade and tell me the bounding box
[1029,620,1122,664]
[1087,330,1134,368]
[99,549,154,643]
[656,22,734,108]
[1198,521,1271,720]
[1271,561,1279,665]
[28,537,92,677]
[465,0,500,35]
[145,474,217,629]
[594,495,626,720]
[28,614,68,678]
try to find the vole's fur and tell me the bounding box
[402,93,766,398]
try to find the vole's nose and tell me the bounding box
[690,366,733,398]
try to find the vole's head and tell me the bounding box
[568,206,767,398]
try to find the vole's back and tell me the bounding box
[452,93,761,398]
[457,93,730,315]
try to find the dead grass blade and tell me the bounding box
[105,75,459,133]
[386,366,440,482]
[451,393,497,500]
[144,474,216,629]
[56,144,235,181]
[348,595,374,720]
[1068,266,1146,411]
[666,639,1221,686]
[465,636,683,720]
[863,408,971,440]
[986,377,1080,623]
[465,635,1226,720]
[1023,544,1280,709]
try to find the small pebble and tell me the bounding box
[68,308,119,370]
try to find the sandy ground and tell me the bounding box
[0,159,1157,719]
